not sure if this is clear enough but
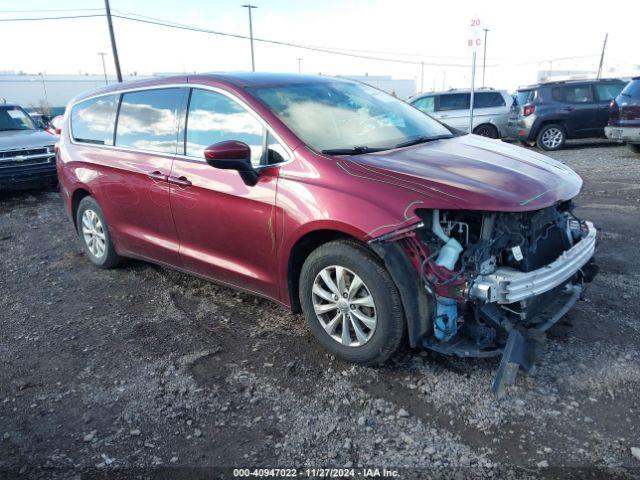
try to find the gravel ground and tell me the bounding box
[1,139,639,480]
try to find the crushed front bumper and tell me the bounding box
[469,221,597,304]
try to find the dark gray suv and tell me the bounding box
[507,78,627,150]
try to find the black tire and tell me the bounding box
[473,123,499,139]
[536,124,566,151]
[76,196,120,268]
[299,240,405,365]
[628,143,640,154]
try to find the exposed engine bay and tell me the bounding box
[370,201,598,396]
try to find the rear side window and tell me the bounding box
[474,92,506,108]
[185,89,265,166]
[71,94,119,145]
[620,80,640,97]
[438,93,469,111]
[514,90,534,106]
[552,85,594,103]
[115,88,182,153]
[412,96,435,113]
[594,83,625,102]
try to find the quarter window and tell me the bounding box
[185,89,265,167]
[412,96,435,113]
[438,93,469,111]
[265,131,288,165]
[594,83,625,102]
[474,92,506,108]
[115,88,182,153]
[71,94,119,145]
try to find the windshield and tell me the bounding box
[0,106,36,131]
[250,80,453,153]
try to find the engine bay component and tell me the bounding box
[469,221,597,304]
[371,201,598,397]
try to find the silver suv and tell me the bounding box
[409,88,513,138]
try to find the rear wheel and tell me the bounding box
[299,240,405,365]
[628,143,640,154]
[76,196,120,268]
[473,123,499,139]
[537,124,566,151]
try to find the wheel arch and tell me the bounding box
[71,187,93,229]
[532,118,566,139]
[286,228,367,313]
[473,122,499,138]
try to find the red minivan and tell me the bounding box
[57,73,598,394]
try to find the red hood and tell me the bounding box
[340,134,582,211]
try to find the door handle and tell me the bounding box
[169,175,192,187]
[563,106,575,112]
[147,170,168,182]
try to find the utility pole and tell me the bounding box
[597,33,608,79]
[104,0,122,82]
[469,50,476,133]
[242,4,257,72]
[482,28,489,87]
[98,52,108,85]
[38,72,49,113]
[420,61,424,93]
[297,57,302,74]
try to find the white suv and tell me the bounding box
[409,88,513,138]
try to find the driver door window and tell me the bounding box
[185,89,265,167]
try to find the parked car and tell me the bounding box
[50,115,64,135]
[507,78,627,150]
[0,104,57,190]
[605,77,640,154]
[57,74,598,394]
[409,88,513,138]
[29,112,51,129]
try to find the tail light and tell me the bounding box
[523,104,536,116]
[609,99,620,125]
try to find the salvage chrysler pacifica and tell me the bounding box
[57,74,598,395]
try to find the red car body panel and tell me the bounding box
[57,73,584,309]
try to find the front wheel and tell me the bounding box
[628,143,640,154]
[537,124,566,151]
[299,240,405,365]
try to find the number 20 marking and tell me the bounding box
[471,18,480,26]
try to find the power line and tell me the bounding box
[0,8,104,13]
[0,14,105,21]
[0,11,619,70]
[115,9,475,62]
[111,14,478,67]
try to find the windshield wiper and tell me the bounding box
[395,134,452,148]
[321,146,388,155]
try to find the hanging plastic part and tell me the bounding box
[430,210,463,342]
[434,296,458,341]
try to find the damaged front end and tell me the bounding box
[369,201,598,397]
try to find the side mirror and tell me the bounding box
[204,140,258,186]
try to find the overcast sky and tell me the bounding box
[1,0,638,92]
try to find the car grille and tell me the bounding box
[0,146,55,168]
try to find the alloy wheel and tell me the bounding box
[81,209,106,258]
[312,265,377,347]
[541,127,563,149]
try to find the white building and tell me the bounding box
[339,75,416,99]
[0,73,153,114]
